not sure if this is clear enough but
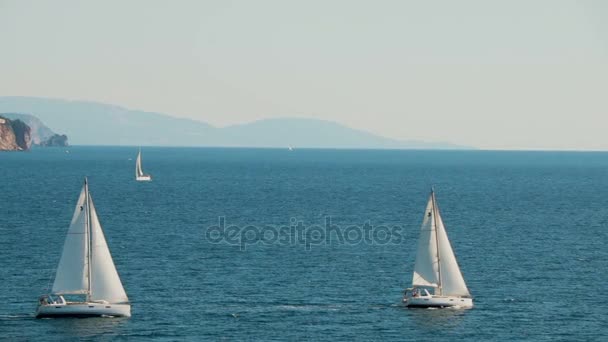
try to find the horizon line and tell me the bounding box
[32,144,608,153]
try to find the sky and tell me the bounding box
[1,0,607,150]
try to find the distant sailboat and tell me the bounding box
[36,178,131,318]
[135,148,152,181]
[403,189,473,308]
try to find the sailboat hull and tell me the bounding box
[136,175,152,181]
[36,302,131,318]
[403,295,473,309]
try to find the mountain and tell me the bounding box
[220,118,457,149]
[0,96,467,149]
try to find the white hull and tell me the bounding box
[36,302,131,318]
[403,293,473,309]
[136,175,151,181]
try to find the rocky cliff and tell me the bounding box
[1,113,68,147]
[0,116,32,151]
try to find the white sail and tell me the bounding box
[135,150,143,177]
[52,186,89,294]
[435,208,470,297]
[412,191,470,297]
[412,196,440,288]
[88,195,129,303]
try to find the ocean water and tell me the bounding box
[1,147,607,341]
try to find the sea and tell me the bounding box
[1,147,607,341]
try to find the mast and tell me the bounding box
[431,189,442,295]
[84,178,92,302]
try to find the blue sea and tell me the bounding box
[1,147,607,341]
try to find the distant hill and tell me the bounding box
[0,96,468,149]
[220,118,461,149]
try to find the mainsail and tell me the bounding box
[412,198,440,288]
[412,191,470,297]
[52,187,89,294]
[135,150,144,178]
[52,179,128,303]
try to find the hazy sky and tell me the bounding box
[1,0,607,150]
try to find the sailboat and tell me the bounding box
[135,148,152,181]
[36,178,131,318]
[403,189,473,308]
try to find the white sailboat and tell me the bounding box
[135,148,152,181]
[36,178,131,318]
[403,190,473,309]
